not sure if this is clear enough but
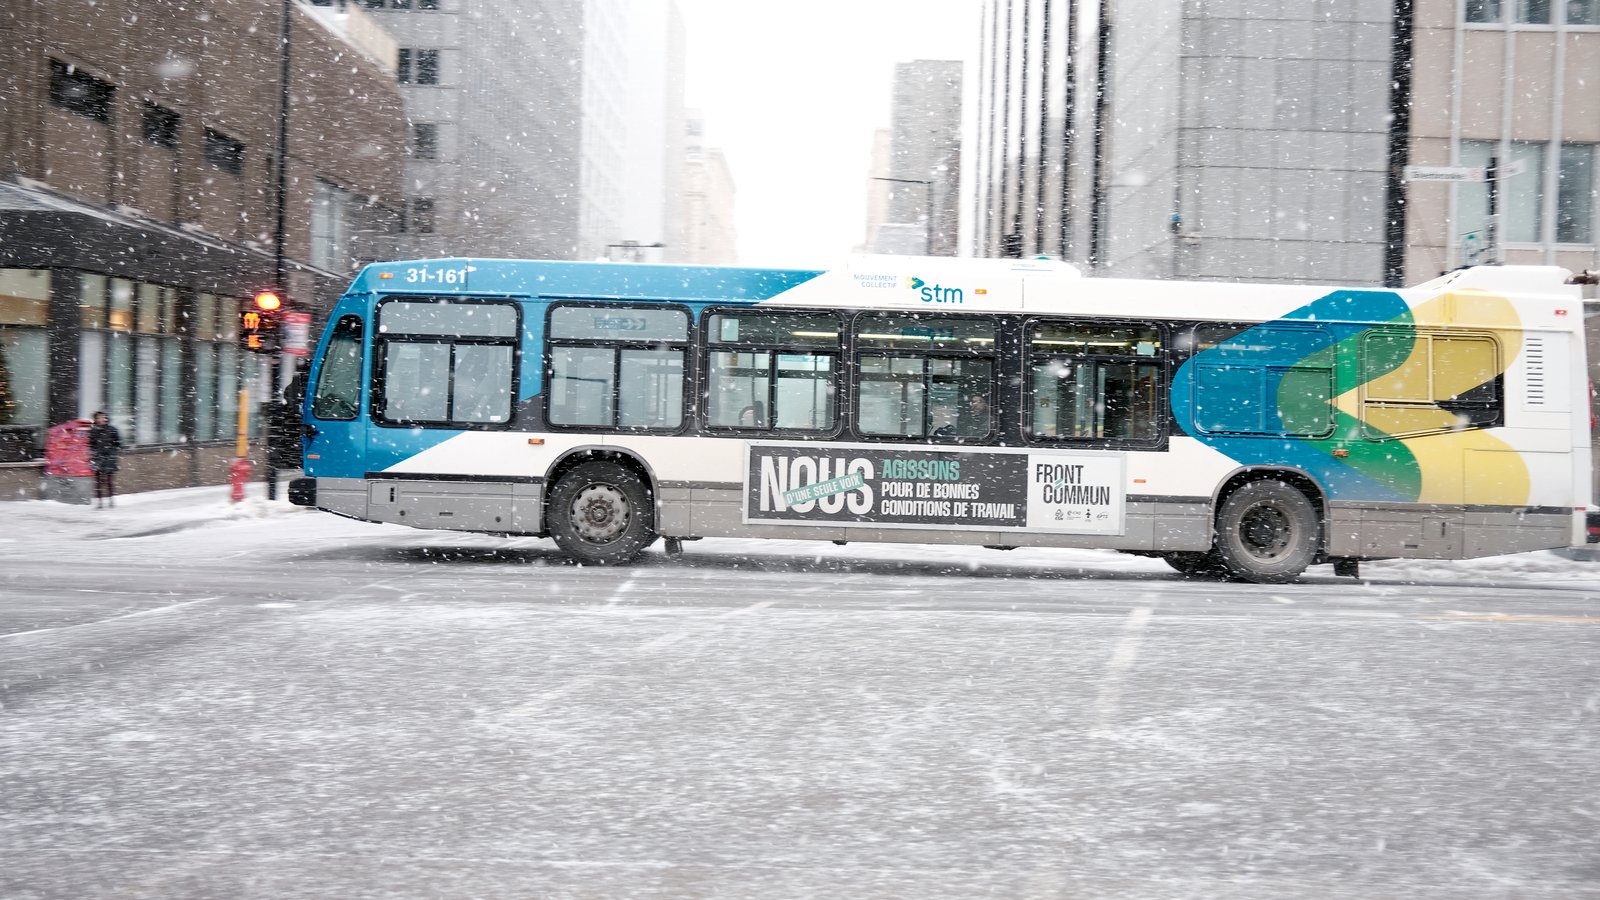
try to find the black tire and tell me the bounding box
[1213,480,1321,584]
[546,460,655,565]
[1162,550,1228,579]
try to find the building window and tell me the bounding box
[1556,144,1595,244]
[397,49,440,85]
[410,123,438,159]
[49,60,115,123]
[311,180,351,271]
[419,0,439,8]
[1467,0,1597,22]
[79,278,255,446]
[142,102,180,149]
[0,270,52,452]
[404,197,436,233]
[1461,140,1595,245]
[203,128,245,175]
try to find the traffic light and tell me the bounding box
[240,290,283,352]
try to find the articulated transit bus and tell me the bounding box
[288,256,1594,583]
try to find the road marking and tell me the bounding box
[632,601,776,652]
[605,577,636,603]
[715,600,775,619]
[499,601,777,720]
[0,596,223,641]
[633,631,688,652]
[1091,606,1153,736]
[1428,611,1600,624]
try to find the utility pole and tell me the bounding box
[266,0,293,501]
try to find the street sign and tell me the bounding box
[1405,165,1485,183]
[282,311,312,357]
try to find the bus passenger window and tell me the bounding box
[1029,321,1163,443]
[1360,331,1501,439]
[854,314,995,440]
[311,315,363,420]
[374,299,518,428]
[546,303,689,431]
[703,310,839,432]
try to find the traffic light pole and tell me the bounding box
[266,0,293,502]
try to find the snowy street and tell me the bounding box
[2,487,1598,899]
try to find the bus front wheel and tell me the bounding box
[547,461,655,565]
[1213,480,1320,584]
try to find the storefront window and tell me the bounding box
[0,270,51,443]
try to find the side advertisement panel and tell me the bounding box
[743,442,1126,534]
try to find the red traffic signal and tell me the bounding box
[253,291,284,313]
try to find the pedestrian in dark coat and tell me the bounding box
[88,411,121,508]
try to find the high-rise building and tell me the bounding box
[877,60,963,257]
[970,0,1599,287]
[682,114,736,265]
[364,0,584,261]
[576,0,686,264]
[578,0,629,261]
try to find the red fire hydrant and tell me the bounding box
[229,457,253,503]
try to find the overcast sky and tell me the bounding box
[675,0,982,268]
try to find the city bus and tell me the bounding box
[287,256,1594,583]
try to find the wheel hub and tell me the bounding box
[1240,503,1291,560]
[570,483,628,543]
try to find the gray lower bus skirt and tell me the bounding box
[299,476,1574,561]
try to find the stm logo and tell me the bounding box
[908,276,964,304]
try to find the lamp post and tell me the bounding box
[604,240,666,263]
[872,176,934,255]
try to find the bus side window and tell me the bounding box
[546,303,689,431]
[1028,320,1164,443]
[702,310,840,433]
[373,299,518,427]
[854,314,995,440]
[311,315,364,420]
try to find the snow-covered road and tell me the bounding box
[2,487,1597,899]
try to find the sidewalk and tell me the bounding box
[1,481,303,543]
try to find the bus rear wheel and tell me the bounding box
[1213,480,1320,584]
[547,461,655,565]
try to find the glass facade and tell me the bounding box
[0,269,51,449]
[78,274,260,448]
